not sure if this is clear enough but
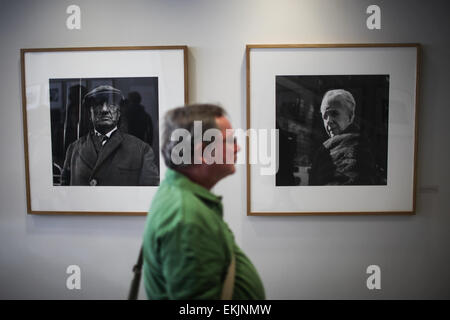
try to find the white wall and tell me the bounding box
[1,0,449,299]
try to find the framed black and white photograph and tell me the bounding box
[21,46,188,215]
[246,44,420,215]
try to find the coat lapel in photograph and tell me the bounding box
[78,134,99,171]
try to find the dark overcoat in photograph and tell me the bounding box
[61,130,159,186]
[309,124,381,186]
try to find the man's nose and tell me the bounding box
[101,102,109,112]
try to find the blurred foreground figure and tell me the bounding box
[143,104,265,299]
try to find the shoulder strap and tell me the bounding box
[220,253,236,300]
[128,246,144,300]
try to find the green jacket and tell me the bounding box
[143,169,265,299]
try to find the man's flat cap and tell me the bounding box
[83,85,124,103]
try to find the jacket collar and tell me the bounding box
[164,168,223,205]
[94,126,118,139]
[323,123,361,150]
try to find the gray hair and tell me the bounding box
[320,89,356,122]
[162,103,227,169]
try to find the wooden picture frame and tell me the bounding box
[246,44,420,215]
[21,46,188,215]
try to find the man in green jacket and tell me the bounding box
[143,104,265,299]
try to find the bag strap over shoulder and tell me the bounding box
[220,253,236,300]
[128,246,144,300]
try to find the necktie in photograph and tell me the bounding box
[95,133,108,150]
[100,135,109,146]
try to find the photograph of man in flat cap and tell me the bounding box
[60,84,159,186]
